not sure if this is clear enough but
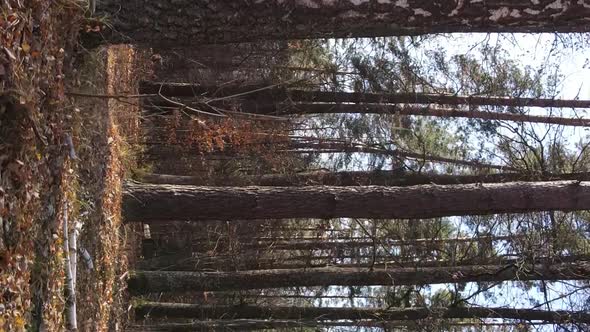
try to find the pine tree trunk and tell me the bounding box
[142,141,517,171]
[130,320,531,331]
[151,42,288,82]
[239,235,512,251]
[285,141,518,171]
[139,170,590,187]
[129,320,559,331]
[92,1,590,47]
[134,303,590,323]
[128,261,590,293]
[137,254,590,272]
[286,90,590,109]
[123,181,590,221]
[141,82,590,110]
[129,320,391,332]
[140,83,590,127]
[272,103,590,127]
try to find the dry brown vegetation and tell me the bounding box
[69,45,146,332]
[1,1,146,330]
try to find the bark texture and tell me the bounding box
[129,320,384,331]
[284,142,518,171]
[123,181,590,221]
[128,261,590,293]
[139,171,590,187]
[151,42,287,82]
[273,104,590,127]
[286,90,590,109]
[140,82,590,127]
[137,254,590,272]
[134,303,590,323]
[142,142,516,171]
[141,82,590,110]
[238,235,510,251]
[94,1,590,46]
[129,320,516,331]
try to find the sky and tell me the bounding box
[446,33,590,331]
[310,32,590,173]
[449,33,590,100]
[303,32,590,331]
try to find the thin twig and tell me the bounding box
[156,85,226,118]
[66,92,157,99]
[204,78,304,103]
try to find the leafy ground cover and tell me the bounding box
[1,2,146,330]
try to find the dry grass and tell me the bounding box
[1,1,146,330]
[1,0,84,330]
[67,45,148,331]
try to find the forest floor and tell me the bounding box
[1,1,147,331]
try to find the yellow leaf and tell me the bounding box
[15,316,25,329]
[21,43,30,54]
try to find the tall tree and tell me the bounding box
[146,97,590,127]
[139,170,590,186]
[137,253,590,272]
[266,103,590,127]
[123,181,590,221]
[93,1,590,46]
[141,82,590,127]
[128,261,590,294]
[131,320,555,331]
[141,82,590,110]
[134,303,590,323]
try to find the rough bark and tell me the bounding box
[134,303,590,323]
[128,261,590,294]
[285,141,519,171]
[239,235,511,251]
[129,320,539,331]
[141,82,590,110]
[286,90,590,109]
[129,320,389,331]
[140,83,590,127]
[139,170,590,187]
[143,142,516,172]
[273,103,590,127]
[137,254,590,272]
[93,1,590,47]
[151,42,288,82]
[122,181,590,222]
[139,81,272,97]
[242,240,450,252]
[135,254,459,272]
[147,98,590,127]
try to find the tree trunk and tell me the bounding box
[286,90,590,109]
[140,82,590,110]
[285,141,519,171]
[134,303,590,323]
[137,254,590,272]
[93,1,590,47]
[140,83,590,127]
[151,42,288,82]
[127,261,590,294]
[122,181,590,221]
[129,320,393,332]
[139,170,590,187]
[142,141,517,171]
[239,235,512,251]
[128,320,546,331]
[272,103,590,127]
